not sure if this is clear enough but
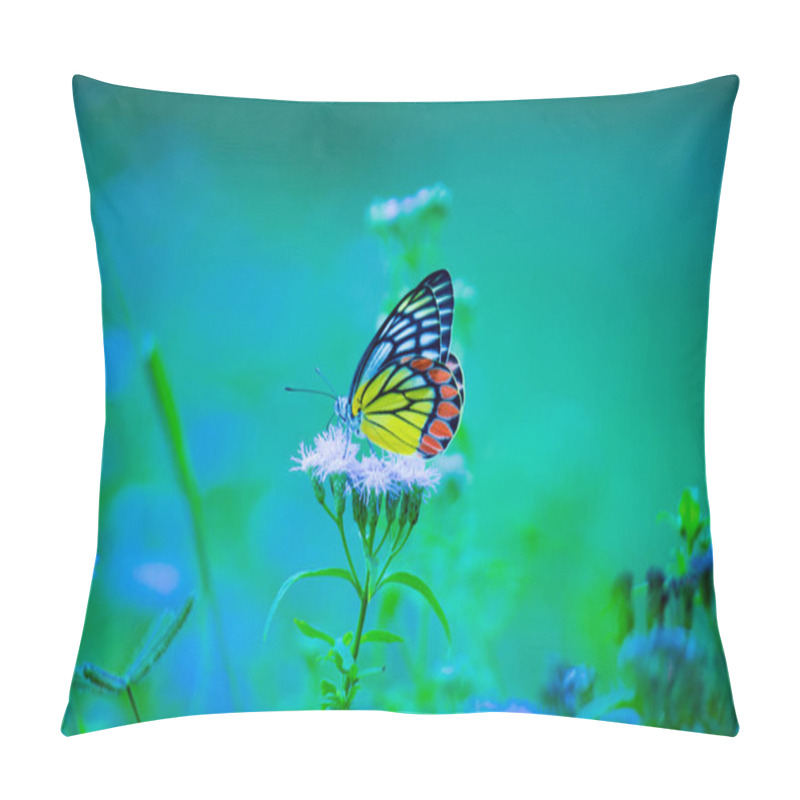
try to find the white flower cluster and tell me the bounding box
[292,425,440,498]
[368,183,451,230]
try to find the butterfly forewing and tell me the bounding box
[348,269,454,407]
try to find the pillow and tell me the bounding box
[64,74,738,735]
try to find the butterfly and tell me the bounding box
[333,269,464,459]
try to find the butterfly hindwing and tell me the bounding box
[446,352,465,405]
[348,269,454,403]
[354,355,463,459]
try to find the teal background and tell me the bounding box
[65,75,738,733]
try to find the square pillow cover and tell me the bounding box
[64,75,738,735]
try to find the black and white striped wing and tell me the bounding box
[348,269,454,402]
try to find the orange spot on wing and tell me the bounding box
[420,435,443,455]
[428,368,450,383]
[411,358,433,370]
[437,401,459,419]
[429,420,452,439]
[401,356,412,364]
[440,385,458,399]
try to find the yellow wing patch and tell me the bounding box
[360,419,418,455]
[364,392,409,413]
[352,357,463,458]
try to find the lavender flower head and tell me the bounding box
[385,453,440,497]
[292,425,442,548]
[368,183,451,231]
[351,454,396,498]
[291,425,359,483]
[292,425,440,499]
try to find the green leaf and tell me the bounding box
[379,571,451,644]
[679,487,701,535]
[264,568,358,641]
[73,663,126,695]
[126,596,194,684]
[675,546,688,576]
[147,346,199,504]
[358,666,387,679]
[686,518,707,554]
[577,686,635,720]
[320,679,337,697]
[328,638,355,676]
[293,618,335,646]
[334,639,355,672]
[361,629,404,645]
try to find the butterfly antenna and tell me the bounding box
[315,367,337,395]
[285,386,336,399]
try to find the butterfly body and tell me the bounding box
[335,269,464,459]
[334,394,363,438]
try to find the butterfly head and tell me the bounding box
[334,395,362,436]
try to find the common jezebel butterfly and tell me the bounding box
[332,269,464,459]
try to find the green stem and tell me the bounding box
[147,346,239,709]
[322,502,362,595]
[394,523,415,555]
[126,685,141,723]
[344,567,371,704]
[352,572,370,663]
[340,518,363,596]
[374,520,393,555]
[375,524,412,589]
[375,551,397,591]
[103,262,238,711]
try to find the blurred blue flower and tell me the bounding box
[132,562,181,595]
[689,547,713,579]
[472,698,539,714]
[541,662,596,717]
[618,627,705,730]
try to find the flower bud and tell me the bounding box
[311,476,325,505]
[352,491,367,534]
[396,492,411,531]
[367,493,382,537]
[330,474,347,518]
[408,487,423,529]
[384,493,399,527]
